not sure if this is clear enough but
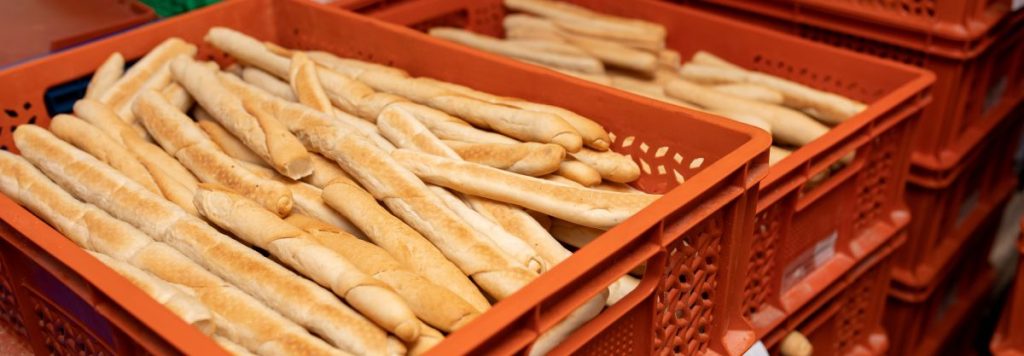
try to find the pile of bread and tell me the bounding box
[431,0,867,166]
[0,27,660,355]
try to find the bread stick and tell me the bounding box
[99,38,197,123]
[288,215,480,332]
[505,0,666,51]
[503,15,658,75]
[568,148,641,183]
[548,217,603,249]
[90,252,214,334]
[691,50,745,71]
[85,52,124,99]
[508,38,589,56]
[429,27,604,74]
[416,77,611,151]
[444,140,564,176]
[556,160,601,186]
[391,149,660,229]
[196,110,266,166]
[194,185,420,342]
[170,56,313,179]
[711,83,784,104]
[289,52,334,112]
[49,114,161,194]
[769,145,793,166]
[0,150,341,355]
[14,126,398,355]
[214,336,256,356]
[161,83,194,112]
[665,79,827,146]
[134,91,294,217]
[242,67,297,101]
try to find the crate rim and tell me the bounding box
[0,0,772,354]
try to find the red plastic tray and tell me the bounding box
[672,1,1024,187]
[756,228,901,356]
[333,0,935,341]
[0,0,156,68]
[885,191,1007,356]
[0,0,769,354]
[895,100,1023,289]
[990,217,1024,356]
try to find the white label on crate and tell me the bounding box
[781,230,838,291]
[1013,0,1023,11]
[956,187,981,227]
[743,341,769,356]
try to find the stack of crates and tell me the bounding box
[672,0,1024,354]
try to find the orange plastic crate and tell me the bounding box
[333,0,935,341]
[885,191,1008,356]
[0,0,771,355]
[760,232,901,356]
[990,217,1024,356]
[896,101,1023,289]
[672,1,1024,187]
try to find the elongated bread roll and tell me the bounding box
[161,83,193,112]
[505,0,666,51]
[306,50,410,78]
[194,185,420,342]
[89,252,214,334]
[170,56,313,179]
[99,38,197,119]
[678,63,745,85]
[377,106,546,273]
[707,109,773,134]
[406,324,444,356]
[504,15,658,75]
[218,68,524,305]
[196,111,266,166]
[49,114,161,194]
[321,179,491,311]
[569,148,640,183]
[242,67,297,101]
[416,77,611,151]
[133,91,293,217]
[529,291,608,356]
[392,149,660,229]
[430,27,604,74]
[288,215,480,332]
[659,49,681,69]
[240,161,365,239]
[683,56,866,124]
[769,145,793,166]
[85,52,124,99]
[0,150,341,355]
[289,52,334,112]
[444,140,563,176]
[665,79,827,146]
[508,38,589,56]
[392,102,519,145]
[711,83,784,104]
[214,336,257,356]
[303,154,354,188]
[549,217,603,249]
[691,50,745,70]
[556,160,601,186]
[469,198,571,266]
[14,126,398,355]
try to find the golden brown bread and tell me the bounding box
[220,66,534,303]
[444,140,564,176]
[288,215,480,332]
[429,27,605,75]
[710,83,784,104]
[85,52,124,99]
[0,150,341,355]
[13,125,398,355]
[194,185,420,342]
[568,147,641,183]
[89,252,215,335]
[170,56,313,179]
[289,52,334,113]
[133,90,294,217]
[100,38,196,137]
[161,83,194,112]
[504,0,666,51]
[242,66,297,101]
[555,159,602,187]
[503,15,658,75]
[391,149,660,229]
[196,110,267,167]
[49,114,161,194]
[665,78,828,146]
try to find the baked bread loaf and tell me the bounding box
[85,52,124,99]
[443,140,564,176]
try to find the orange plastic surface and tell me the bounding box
[0,0,155,68]
[896,101,1023,289]
[761,233,901,356]
[0,0,771,354]
[334,0,935,344]
[885,191,1007,356]
[990,217,1024,356]
[673,0,1024,185]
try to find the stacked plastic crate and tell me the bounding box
[673,0,1024,354]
